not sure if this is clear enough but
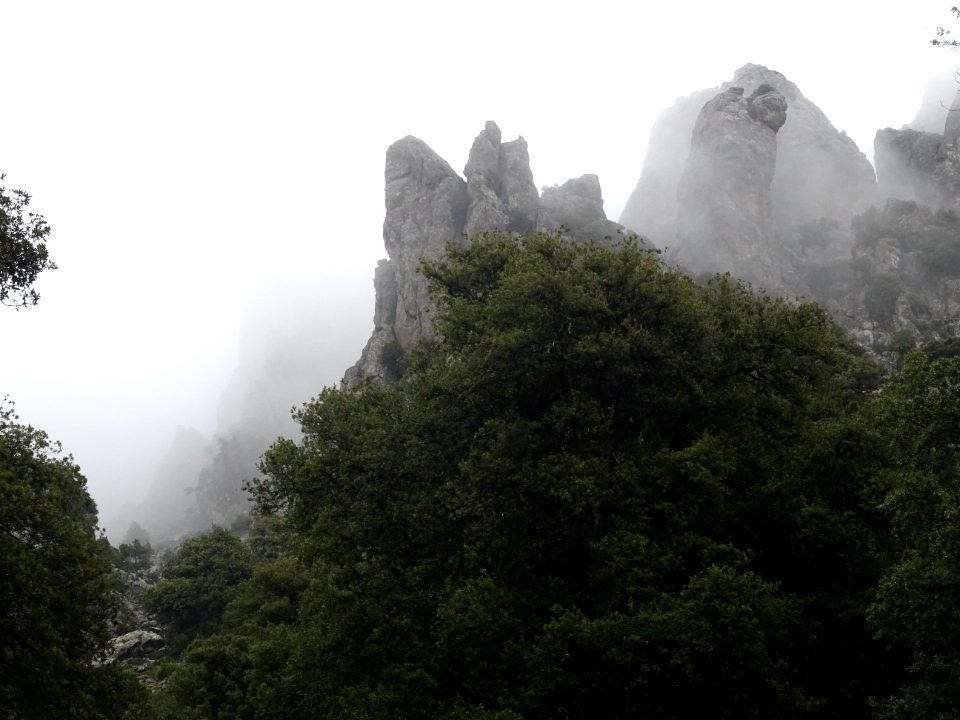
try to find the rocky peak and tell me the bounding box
[621,63,876,287]
[383,136,468,349]
[463,121,539,235]
[345,122,621,385]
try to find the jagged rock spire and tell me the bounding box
[345,122,621,385]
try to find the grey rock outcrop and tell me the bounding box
[346,122,622,384]
[876,91,960,208]
[619,87,717,246]
[676,85,787,285]
[538,174,621,240]
[348,260,403,384]
[831,200,960,366]
[621,64,877,286]
[345,136,468,385]
[110,629,165,662]
[463,121,540,235]
[384,136,469,352]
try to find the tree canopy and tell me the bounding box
[0,175,55,308]
[137,232,960,719]
[0,400,140,719]
[237,231,890,719]
[867,350,960,718]
[144,525,254,653]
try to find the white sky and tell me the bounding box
[1,0,957,528]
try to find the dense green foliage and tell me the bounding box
[132,232,960,719]
[171,231,888,719]
[144,526,254,652]
[142,520,306,720]
[867,351,960,718]
[115,538,154,573]
[0,175,55,308]
[0,400,142,719]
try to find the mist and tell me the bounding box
[1,0,958,541]
[101,276,372,541]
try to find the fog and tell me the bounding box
[1,1,957,540]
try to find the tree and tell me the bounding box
[155,555,309,720]
[0,175,55,308]
[934,6,960,47]
[249,232,890,718]
[867,351,960,718]
[116,537,154,574]
[144,526,254,653]
[0,399,140,719]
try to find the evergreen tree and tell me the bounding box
[868,351,960,718]
[0,175,55,308]
[0,400,141,719]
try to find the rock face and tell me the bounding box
[346,136,468,385]
[622,64,877,289]
[619,87,718,247]
[831,200,960,365]
[537,174,621,240]
[876,92,960,209]
[110,630,165,662]
[346,122,622,384]
[675,85,787,285]
[463,121,540,235]
[874,128,949,206]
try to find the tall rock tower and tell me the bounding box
[676,84,787,285]
[621,64,876,292]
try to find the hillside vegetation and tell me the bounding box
[114,232,960,719]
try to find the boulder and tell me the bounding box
[109,630,165,662]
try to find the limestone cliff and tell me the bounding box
[836,87,960,363]
[345,122,622,385]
